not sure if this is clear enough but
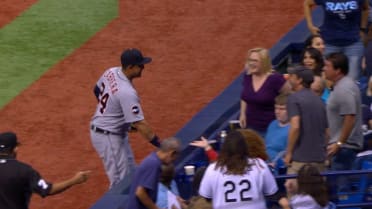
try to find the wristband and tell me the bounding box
[336,141,343,147]
[150,135,160,147]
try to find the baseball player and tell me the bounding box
[198,131,278,209]
[90,48,160,188]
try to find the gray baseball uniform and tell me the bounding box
[90,66,144,187]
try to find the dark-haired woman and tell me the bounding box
[300,47,331,102]
[280,164,329,209]
[304,35,325,55]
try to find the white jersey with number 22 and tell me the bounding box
[199,158,278,209]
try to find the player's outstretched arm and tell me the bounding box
[48,170,91,195]
[132,120,160,147]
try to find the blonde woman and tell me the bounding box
[240,48,290,136]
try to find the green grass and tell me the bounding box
[0,0,117,108]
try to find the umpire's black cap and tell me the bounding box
[121,48,152,67]
[0,132,19,152]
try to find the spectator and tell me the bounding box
[303,36,334,102]
[186,167,212,209]
[324,52,364,171]
[156,164,186,209]
[0,132,90,209]
[198,131,278,209]
[265,93,290,164]
[301,47,324,76]
[189,129,269,162]
[240,47,291,136]
[301,48,328,99]
[279,164,329,209]
[284,66,328,174]
[127,137,181,209]
[304,0,369,80]
[362,104,372,130]
[304,34,325,55]
[239,129,269,161]
[363,76,372,109]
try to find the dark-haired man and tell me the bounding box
[90,48,160,188]
[284,66,328,173]
[284,66,328,196]
[127,137,181,209]
[324,52,363,170]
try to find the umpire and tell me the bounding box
[0,131,91,209]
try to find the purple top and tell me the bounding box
[241,73,286,132]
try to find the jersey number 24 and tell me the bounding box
[98,82,109,114]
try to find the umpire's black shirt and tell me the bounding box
[0,155,52,209]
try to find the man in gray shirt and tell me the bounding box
[324,52,363,171]
[284,66,328,175]
[284,66,328,197]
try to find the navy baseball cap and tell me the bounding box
[120,48,152,67]
[0,132,19,152]
[288,65,314,85]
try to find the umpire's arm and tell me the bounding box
[48,170,91,195]
[132,120,160,147]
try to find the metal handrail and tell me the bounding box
[275,169,372,180]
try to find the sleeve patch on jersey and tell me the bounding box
[132,106,140,114]
[38,179,49,189]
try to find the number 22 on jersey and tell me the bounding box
[224,179,252,202]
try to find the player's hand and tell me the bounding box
[308,25,320,35]
[73,170,91,184]
[189,137,210,150]
[327,143,340,157]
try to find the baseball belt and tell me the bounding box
[90,125,112,135]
